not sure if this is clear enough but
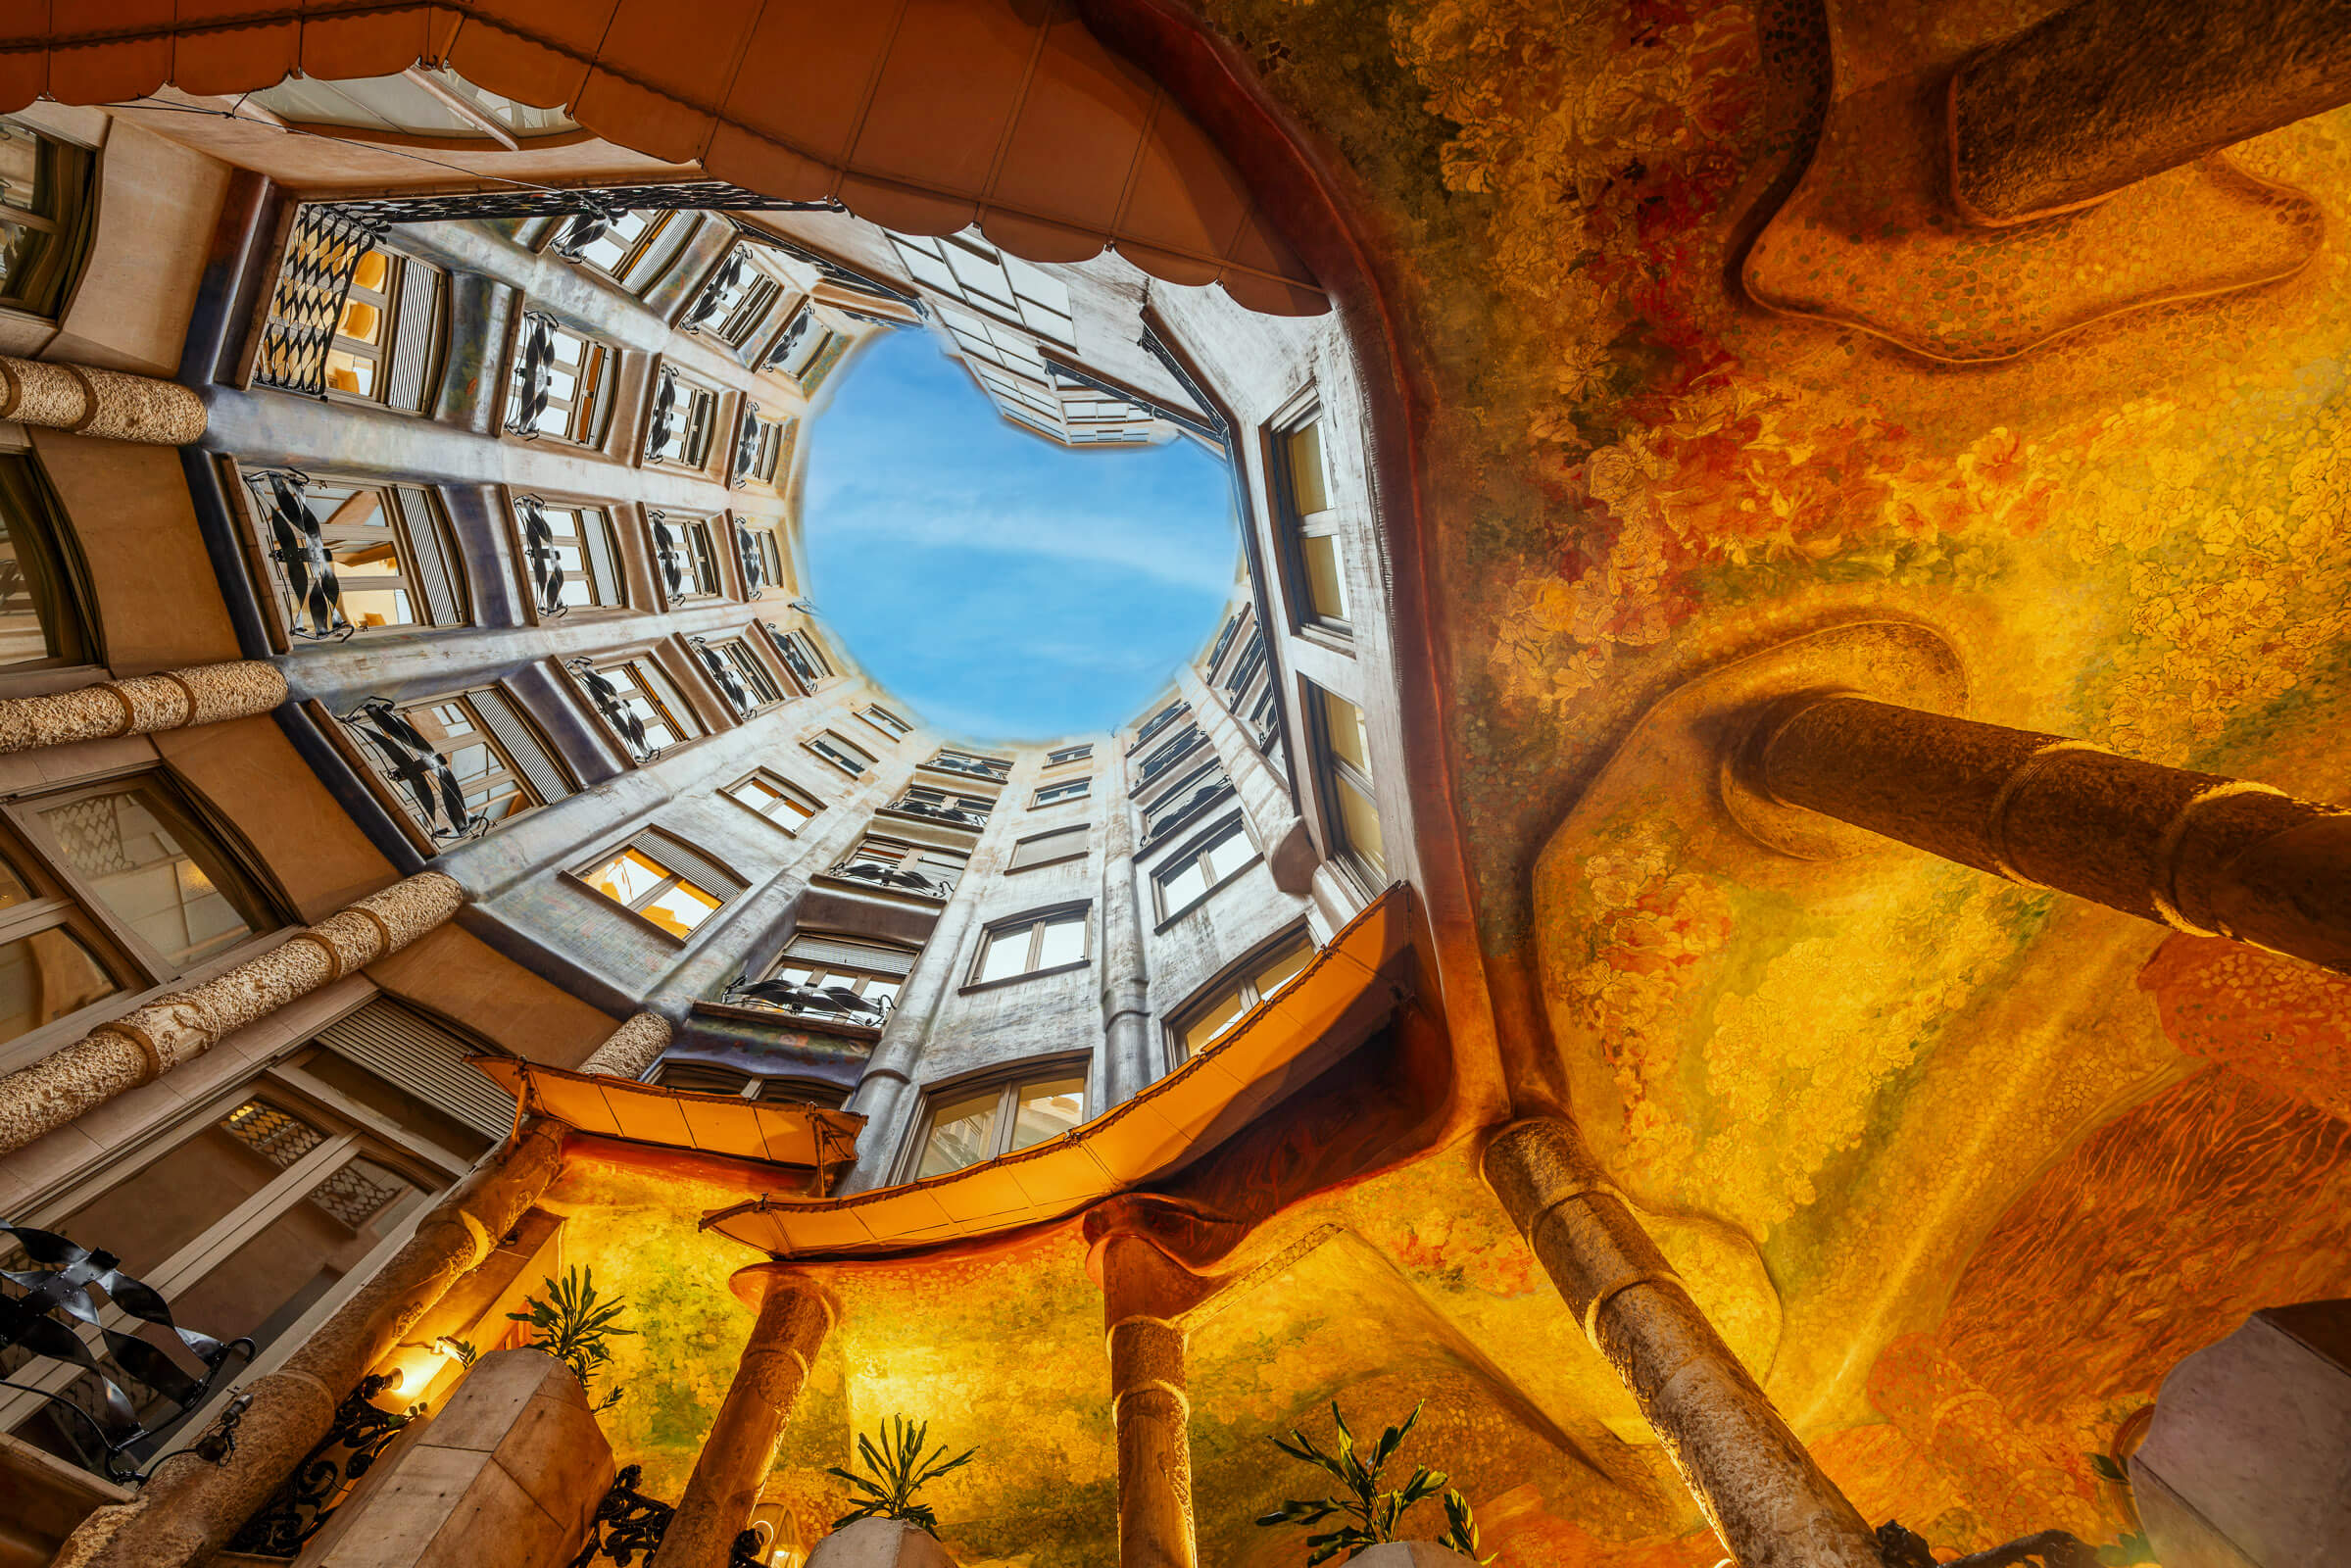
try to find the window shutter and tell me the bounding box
[393,488,464,625]
[386,262,443,413]
[644,831,745,901]
[470,686,574,806]
[581,514,621,605]
[782,933,917,977]
[1010,826,1088,870]
[313,998,516,1140]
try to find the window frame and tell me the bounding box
[234,467,470,639]
[1165,926,1317,1064]
[897,1054,1093,1184]
[315,246,445,412]
[721,770,820,835]
[0,117,95,319]
[804,729,875,778]
[584,656,705,758]
[1307,681,1388,890]
[964,904,1092,992]
[745,932,919,1028]
[1271,408,1353,639]
[344,687,554,843]
[1006,824,1088,873]
[858,705,912,742]
[570,833,736,944]
[1151,812,1258,923]
[563,208,695,295]
[1031,778,1092,808]
[1046,744,1094,766]
[0,451,97,673]
[506,314,617,448]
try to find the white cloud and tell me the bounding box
[814,485,1240,595]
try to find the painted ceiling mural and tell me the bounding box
[497,0,2351,1562]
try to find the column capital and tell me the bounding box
[728,1262,840,1322]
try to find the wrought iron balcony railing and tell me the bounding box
[735,516,766,597]
[643,367,681,462]
[693,637,754,719]
[249,467,355,641]
[567,658,661,764]
[721,974,895,1026]
[924,752,1010,783]
[1144,776,1236,848]
[510,311,558,438]
[731,404,762,492]
[885,796,989,830]
[822,857,955,900]
[344,698,489,842]
[679,249,745,336]
[514,493,570,617]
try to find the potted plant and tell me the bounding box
[806,1415,976,1567]
[506,1264,635,1412]
[1256,1401,1491,1565]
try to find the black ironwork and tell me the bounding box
[1224,628,1268,699]
[735,517,767,598]
[1131,700,1190,752]
[644,368,681,462]
[248,468,354,641]
[515,493,570,617]
[731,404,762,492]
[887,796,989,829]
[343,698,488,842]
[228,1373,421,1558]
[569,1464,676,1567]
[1144,775,1235,848]
[824,857,955,900]
[728,1529,766,1568]
[1139,728,1205,783]
[729,220,919,305]
[681,248,745,335]
[648,510,689,600]
[762,305,820,375]
[693,637,754,718]
[1877,1521,2099,1568]
[925,751,1011,783]
[327,181,839,228]
[0,1221,255,1482]
[568,658,661,764]
[762,621,826,689]
[550,211,611,263]
[724,973,893,1025]
[511,311,558,438]
[253,205,389,398]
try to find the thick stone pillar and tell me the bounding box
[1100,753,1154,1106]
[1172,664,1314,894]
[1950,0,2351,223]
[576,1010,672,1079]
[1484,1119,1882,1568]
[0,660,285,754]
[50,1118,568,1568]
[1092,1221,1202,1568]
[1735,694,2351,974]
[654,1265,836,1568]
[0,872,465,1154]
[0,356,206,444]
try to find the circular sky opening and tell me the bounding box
[803,328,1239,743]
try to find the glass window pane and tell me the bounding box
[0,850,30,908]
[1253,935,1315,1000]
[1301,533,1347,621]
[1010,1077,1086,1150]
[52,1102,321,1278]
[977,928,1029,984]
[1181,989,1249,1059]
[638,878,720,938]
[917,1090,1002,1178]
[0,925,118,1047]
[1319,689,1372,776]
[587,848,669,906]
[40,785,265,968]
[1159,858,1208,912]
[1034,915,1085,970]
[1285,422,1329,514]
[1335,772,1387,877]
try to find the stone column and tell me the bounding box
[1950,0,2351,223]
[1172,664,1313,893]
[0,660,285,754]
[0,871,465,1154]
[1095,1229,1200,1568]
[0,356,207,444]
[1484,1119,1883,1568]
[1099,753,1154,1107]
[50,1118,568,1568]
[653,1265,836,1568]
[1735,694,2351,973]
[576,1010,672,1079]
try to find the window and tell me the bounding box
[1170,930,1315,1062]
[0,118,93,318]
[764,624,832,692]
[687,248,788,351]
[698,637,784,716]
[765,303,840,383]
[927,750,1011,784]
[508,315,616,446]
[910,1066,1087,1180]
[972,908,1089,986]
[1206,612,1244,673]
[586,659,702,755]
[578,834,740,939]
[346,688,568,841]
[1007,824,1087,872]
[1132,702,1188,751]
[0,456,90,668]
[723,772,819,833]
[1153,816,1255,919]
[28,779,275,976]
[1144,761,1233,845]
[829,836,964,899]
[738,522,785,597]
[889,231,1076,346]
[742,932,918,1027]
[1312,685,1386,879]
[0,841,122,1056]
[563,209,693,293]
[655,1062,848,1106]
[1046,744,1093,766]
[652,513,724,601]
[645,370,720,469]
[1032,779,1091,808]
[317,247,443,411]
[733,410,790,491]
[243,472,466,634]
[1278,417,1350,631]
[516,497,622,612]
[1137,728,1203,784]
[805,730,874,777]
[859,705,912,741]
[888,785,990,828]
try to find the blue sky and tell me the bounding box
[802,329,1238,743]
